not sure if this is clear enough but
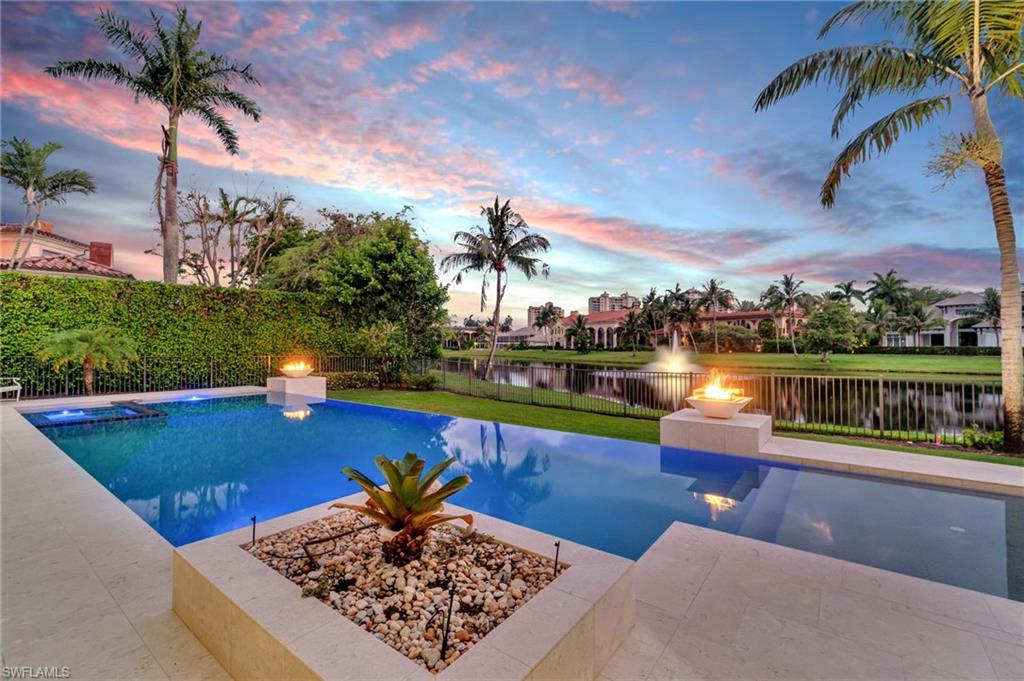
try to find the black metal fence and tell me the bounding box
[2,354,1003,445]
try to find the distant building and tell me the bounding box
[558,309,631,349]
[526,302,565,329]
[0,222,133,280]
[885,289,1022,348]
[588,291,638,313]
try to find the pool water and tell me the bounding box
[35,394,1023,601]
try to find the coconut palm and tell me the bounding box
[667,296,701,354]
[441,196,549,380]
[897,301,946,346]
[617,310,648,356]
[980,286,1002,345]
[533,303,559,349]
[698,278,733,354]
[755,0,1024,451]
[0,138,96,270]
[862,302,899,346]
[736,299,760,311]
[46,7,260,284]
[866,270,911,314]
[36,327,137,396]
[760,284,786,352]
[833,280,865,304]
[772,274,806,355]
[565,314,591,351]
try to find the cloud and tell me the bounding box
[588,2,644,19]
[552,64,625,105]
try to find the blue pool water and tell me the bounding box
[34,394,1023,600]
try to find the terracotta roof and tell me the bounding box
[0,254,134,280]
[0,223,89,249]
[559,309,632,325]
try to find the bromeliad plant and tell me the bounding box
[332,453,473,565]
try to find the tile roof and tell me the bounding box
[0,254,134,280]
[0,223,89,249]
[559,308,633,325]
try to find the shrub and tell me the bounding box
[852,346,1004,356]
[962,424,1005,451]
[400,372,440,391]
[321,371,378,390]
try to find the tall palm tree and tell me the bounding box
[834,280,865,304]
[565,314,591,351]
[0,138,96,270]
[755,0,1024,452]
[36,327,137,396]
[698,278,733,354]
[981,286,1002,345]
[862,302,899,346]
[533,303,559,349]
[441,196,550,379]
[760,284,786,352]
[46,7,261,284]
[736,299,760,311]
[775,274,806,355]
[617,310,648,356]
[866,270,911,314]
[897,301,946,346]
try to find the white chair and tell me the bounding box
[0,378,22,402]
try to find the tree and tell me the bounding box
[736,299,760,311]
[565,315,593,354]
[36,326,137,395]
[441,196,550,380]
[755,0,1024,452]
[47,7,260,284]
[866,270,911,314]
[499,315,514,333]
[981,286,1002,345]
[698,278,733,353]
[533,303,559,349]
[833,280,865,304]
[617,310,648,356]
[666,295,701,354]
[862,302,899,345]
[802,301,860,362]
[897,301,946,346]
[775,273,806,355]
[0,138,96,270]
[760,284,786,352]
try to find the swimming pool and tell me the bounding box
[32,393,1023,601]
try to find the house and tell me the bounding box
[0,222,134,280]
[885,289,1020,348]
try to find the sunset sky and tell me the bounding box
[2,1,1020,324]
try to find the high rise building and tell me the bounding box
[527,302,565,328]
[588,291,639,313]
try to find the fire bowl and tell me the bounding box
[685,395,753,419]
[280,366,313,378]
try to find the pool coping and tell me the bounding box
[172,494,636,681]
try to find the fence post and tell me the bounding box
[530,366,535,405]
[143,356,148,393]
[877,376,885,439]
[469,366,472,396]
[209,360,215,388]
[769,373,776,420]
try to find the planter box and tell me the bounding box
[173,494,634,681]
[661,408,771,457]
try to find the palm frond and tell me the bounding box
[191,103,240,154]
[821,94,951,207]
[96,9,153,62]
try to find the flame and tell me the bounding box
[282,407,312,421]
[696,493,737,521]
[281,360,311,371]
[692,370,744,402]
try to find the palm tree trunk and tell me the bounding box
[774,315,781,352]
[17,205,44,271]
[712,309,719,354]
[972,91,1022,454]
[789,309,798,355]
[163,113,180,284]
[688,328,699,355]
[484,270,503,381]
[10,190,34,270]
[83,356,95,396]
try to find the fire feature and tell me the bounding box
[685,371,752,419]
[280,360,313,378]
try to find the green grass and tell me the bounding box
[329,389,1022,466]
[444,349,1000,379]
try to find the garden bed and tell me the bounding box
[248,510,558,672]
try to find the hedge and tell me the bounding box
[0,272,352,369]
[851,346,1004,356]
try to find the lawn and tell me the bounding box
[329,389,1021,467]
[444,348,1000,378]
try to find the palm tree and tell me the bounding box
[772,274,805,355]
[533,303,559,349]
[698,278,733,354]
[565,314,591,351]
[897,301,946,346]
[441,196,550,379]
[36,327,137,396]
[0,138,96,270]
[866,270,911,314]
[862,302,899,346]
[736,299,760,311]
[760,284,786,352]
[617,310,648,356]
[46,7,261,284]
[981,286,1002,345]
[833,280,865,304]
[667,296,701,354]
[755,0,1024,452]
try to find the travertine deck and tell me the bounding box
[600,522,1023,681]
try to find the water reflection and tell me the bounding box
[39,394,1022,601]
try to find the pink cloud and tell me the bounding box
[589,2,643,19]
[552,64,625,105]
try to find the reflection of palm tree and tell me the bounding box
[451,423,551,522]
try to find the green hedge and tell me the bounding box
[0,272,351,363]
[851,346,1003,356]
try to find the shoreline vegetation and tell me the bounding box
[443,348,1001,379]
[329,390,1022,467]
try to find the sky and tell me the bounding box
[2,1,1021,326]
